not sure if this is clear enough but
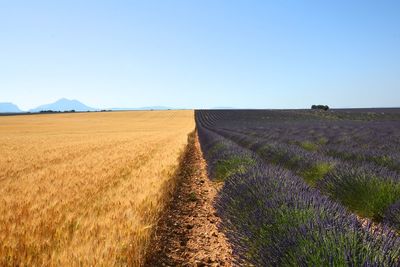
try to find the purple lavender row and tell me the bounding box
[226,119,400,172]
[196,117,400,266]
[200,110,400,229]
[226,126,400,228]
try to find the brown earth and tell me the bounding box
[145,131,233,267]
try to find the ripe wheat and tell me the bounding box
[0,110,194,266]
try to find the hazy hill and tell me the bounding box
[110,106,172,111]
[211,107,235,110]
[29,98,96,112]
[0,102,22,113]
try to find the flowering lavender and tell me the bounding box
[384,200,400,230]
[197,110,400,227]
[196,109,400,265]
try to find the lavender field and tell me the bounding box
[196,109,400,266]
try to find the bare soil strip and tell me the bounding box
[145,132,233,267]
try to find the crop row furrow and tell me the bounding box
[196,120,400,266]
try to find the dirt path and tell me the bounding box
[145,132,233,266]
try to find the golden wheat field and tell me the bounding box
[0,110,194,266]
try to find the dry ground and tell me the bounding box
[146,132,233,267]
[0,110,194,266]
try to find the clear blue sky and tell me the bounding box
[1,1,399,110]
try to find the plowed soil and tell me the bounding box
[145,132,233,266]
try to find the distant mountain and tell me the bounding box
[0,102,22,113]
[29,98,96,112]
[110,106,173,111]
[211,107,235,109]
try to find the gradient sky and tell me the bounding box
[1,1,399,110]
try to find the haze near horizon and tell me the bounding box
[1,1,399,110]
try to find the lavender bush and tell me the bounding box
[195,109,400,265]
